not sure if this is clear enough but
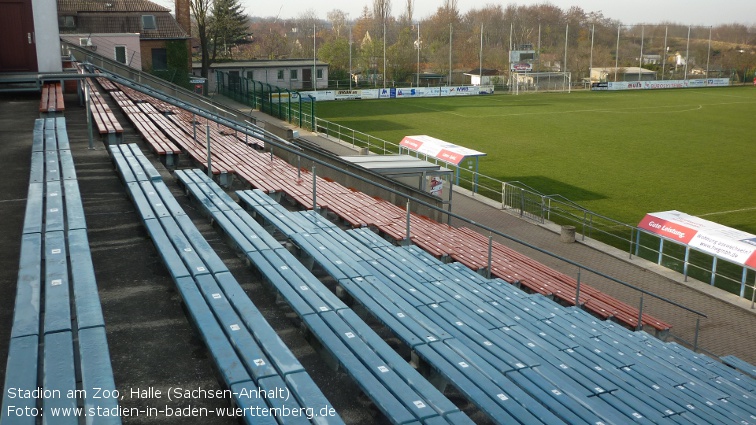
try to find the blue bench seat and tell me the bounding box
[11,233,42,338]
[44,231,72,335]
[303,313,437,425]
[69,229,106,330]
[0,335,39,425]
[174,276,252,386]
[42,331,77,425]
[414,342,558,425]
[78,327,121,424]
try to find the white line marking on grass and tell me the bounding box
[409,103,467,117]
[697,207,756,217]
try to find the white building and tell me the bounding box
[193,60,330,93]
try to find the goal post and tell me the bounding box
[509,71,572,94]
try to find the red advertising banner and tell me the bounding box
[637,214,697,244]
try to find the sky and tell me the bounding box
[154,0,756,26]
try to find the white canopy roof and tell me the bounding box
[638,210,756,268]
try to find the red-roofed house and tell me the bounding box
[57,0,191,78]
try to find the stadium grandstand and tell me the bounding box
[2,22,756,425]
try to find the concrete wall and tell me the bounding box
[32,0,62,72]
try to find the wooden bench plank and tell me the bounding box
[338,278,428,348]
[45,149,61,182]
[22,182,44,235]
[0,335,39,425]
[54,82,65,112]
[11,233,42,338]
[213,272,306,377]
[256,375,312,425]
[229,381,281,425]
[143,218,191,280]
[77,327,122,424]
[194,274,280,380]
[44,231,72,335]
[39,83,49,112]
[303,314,418,425]
[412,343,524,425]
[63,180,87,231]
[338,309,465,420]
[174,276,252,386]
[174,214,229,275]
[159,216,212,278]
[69,229,105,330]
[42,331,78,425]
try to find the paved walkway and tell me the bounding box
[209,93,756,364]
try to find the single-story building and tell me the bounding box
[193,59,329,92]
[464,68,499,86]
[590,67,657,82]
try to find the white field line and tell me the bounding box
[697,206,756,217]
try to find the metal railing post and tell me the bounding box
[405,199,411,246]
[636,293,644,331]
[683,246,690,281]
[519,188,525,217]
[628,227,634,259]
[192,113,197,143]
[297,153,302,182]
[693,317,701,352]
[84,81,94,150]
[487,233,493,279]
[312,164,317,211]
[582,211,587,241]
[575,268,582,308]
[206,123,212,178]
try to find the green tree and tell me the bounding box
[318,37,351,79]
[209,0,249,60]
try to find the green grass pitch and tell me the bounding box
[316,87,756,234]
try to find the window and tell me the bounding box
[316,68,323,79]
[277,70,284,80]
[79,37,92,47]
[142,15,156,30]
[115,45,127,64]
[61,16,75,28]
[290,69,298,80]
[151,48,167,70]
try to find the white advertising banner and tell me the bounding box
[399,135,486,165]
[638,210,756,268]
[298,85,494,101]
[603,78,730,91]
[334,90,361,100]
